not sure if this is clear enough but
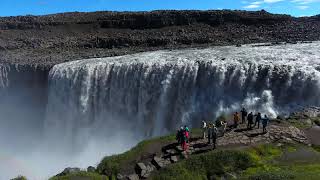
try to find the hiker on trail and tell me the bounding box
[247,112,254,129]
[262,115,269,133]
[233,112,240,128]
[184,126,190,143]
[207,123,213,144]
[241,108,248,124]
[219,120,227,136]
[176,127,184,144]
[254,112,262,129]
[179,127,188,151]
[211,124,218,148]
[202,120,207,139]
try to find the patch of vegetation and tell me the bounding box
[97,134,176,176]
[49,172,107,180]
[313,118,320,126]
[152,142,320,180]
[152,150,257,180]
[243,164,320,180]
[312,145,320,153]
[248,144,282,162]
[11,176,28,180]
[286,118,311,129]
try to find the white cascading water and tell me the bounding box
[1,42,320,179]
[46,42,320,150]
[0,64,9,89]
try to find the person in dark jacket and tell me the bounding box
[247,112,254,129]
[254,112,262,129]
[262,115,269,133]
[240,108,248,124]
[212,124,218,148]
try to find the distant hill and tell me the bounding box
[0,10,319,67]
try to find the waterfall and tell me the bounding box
[0,64,9,89]
[45,42,320,150]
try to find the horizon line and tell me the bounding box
[0,9,318,18]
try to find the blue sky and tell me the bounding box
[1,0,319,17]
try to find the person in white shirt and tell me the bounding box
[202,120,207,139]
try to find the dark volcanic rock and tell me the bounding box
[0,10,319,67]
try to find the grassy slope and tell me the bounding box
[152,143,320,180]
[51,129,203,179]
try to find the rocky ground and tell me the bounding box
[1,10,320,67]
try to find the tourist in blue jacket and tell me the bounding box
[262,115,269,133]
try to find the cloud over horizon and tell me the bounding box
[242,0,319,13]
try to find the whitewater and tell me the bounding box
[1,42,320,179]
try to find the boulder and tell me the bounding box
[170,156,178,163]
[135,162,155,178]
[152,156,171,169]
[165,149,176,155]
[117,173,125,180]
[127,174,139,180]
[135,162,147,173]
[87,166,96,173]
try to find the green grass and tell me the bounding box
[241,144,320,180]
[49,172,107,180]
[247,144,283,163]
[97,133,176,176]
[286,119,311,129]
[313,118,320,126]
[152,143,320,180]
[312,145,320,153]
[242,164,320,180]
[11,176,28,180]
[152,150,257,180]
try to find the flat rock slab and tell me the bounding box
[127,174,139,180]
[152,156,171,169]
[170,156,178,163]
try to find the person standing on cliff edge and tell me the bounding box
[241,107,248,124]
[262,115,269,133]
[202,120,207,139]
[233,112,240,128]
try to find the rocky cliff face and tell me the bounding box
[0,10,319,67]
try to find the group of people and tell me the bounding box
[235,108,269,133]
[176,108,270,152]
[201,121,214,148]
[176,126,190,151]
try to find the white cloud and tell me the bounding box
[252,1,263,5]
[244,4,261,8]
[243,0,286,9]
[291,0,320,4]
[296,5,309,9]
[263,0,284,3]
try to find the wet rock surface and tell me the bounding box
[0,10,320,67]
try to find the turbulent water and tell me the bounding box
[1,42,320,179]
[47,42,320,140]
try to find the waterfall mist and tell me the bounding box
[1,42,320,179]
